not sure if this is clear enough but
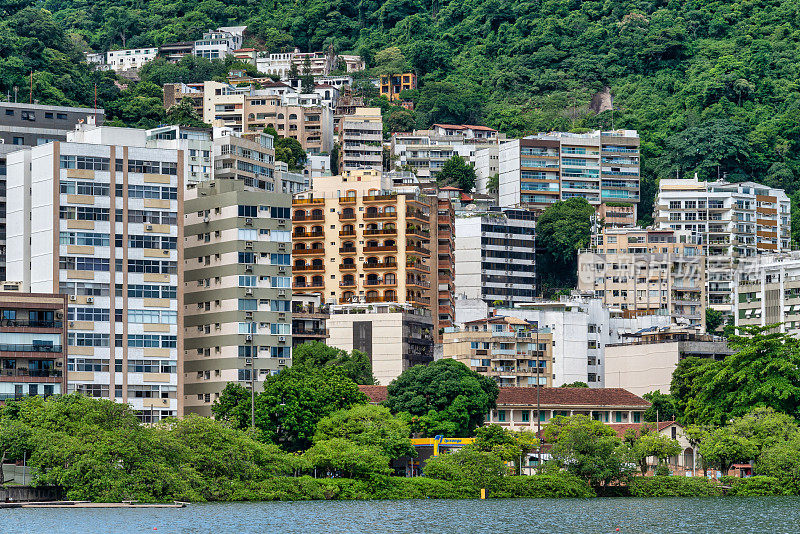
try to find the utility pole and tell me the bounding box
[536,327,541,474]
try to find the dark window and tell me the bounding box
[12,137,23,145]
[5,109,13,116]
[56,113,68,120]
[45,112,54,119]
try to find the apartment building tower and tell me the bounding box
[735,252,800,334]
[578,227,706,329]
[6,124,183,421]
[454,209,537,306]
[498,130,640,215]
[654,178,790,314]
[443,316,554,387]
[338,108,383,172]
[0,291,68,401]
[183,179,292,416]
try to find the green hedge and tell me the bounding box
[628,476,723,497]
[724,476,793,496]
[496,475,595,499]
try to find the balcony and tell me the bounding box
[292,282,324,289]
[406,280,431,289]
[293,231,324,239]
[339,263,357,270]
[292,214,324,222]
[339,246,357,254]
[293,248,325,255]
[364,245,397,253]
[293,328,328,337]
[339,213,356,221]
[364,212,397,220]
[364,279,397,287]
[364,228,397,236]
[0,344,64,353]
[364,261,398,270]
[406,227,430,238]
[293,264,325,272]
[339,280,357,288]
[0,369,63,382]
[339,230,357,237]
[0,319,63,329]
[339,196,357,203]
[363,194,396,202]
[292,198,324,205]
[408,295,431,305]
[406,244,430,255]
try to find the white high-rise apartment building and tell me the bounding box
[654,178,790,314]
[6,123,184,420]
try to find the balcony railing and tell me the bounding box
[292,231,325,239]
[293,248,325,255]
[0,320,63,328]
[1,369,63,378]
[364,228,397,236]
[0,344,63,353]
[365,279,397,287]
[339,263,357,270]
[292,198,324,205]
[364,245,397,253]
[292,214,324,222]
[339,247,357,254]
[364,262,398,270]
[293,264,325,272]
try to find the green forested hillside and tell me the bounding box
[2,0,800,222]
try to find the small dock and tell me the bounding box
[0,501,187,509]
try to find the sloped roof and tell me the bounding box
[607,421,677,438]
[359,385,650,408]
[497,387,651,408]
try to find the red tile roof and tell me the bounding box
[432,123,467,130]
[462,124,497,132]
[359,385,649,408]
[497,387,651,408]
[607,421,677,438]
[359,385,387,403]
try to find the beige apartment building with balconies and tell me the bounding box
[578,227,706,329]
[443,316,554,387]
[291,170,432,310]
[339,107,383,172]
[654,178,790,315]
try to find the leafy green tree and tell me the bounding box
[543,415,632,488]
[415,81,482,126]
[211,382,253,429]
[166,97,207,128]
[642,391,678,423]
[487,173,499,195]
[729,407,800,453]
[300,56,315,94]
[265,126,307,170]
[624,426,682,475]
[423,448,508,492]
[472,425,538,475]
[385,359,498,438]
[302,438,392,479]
[756,436,800,494]
[705,308,724,334]
[0,419,32,484]
[436,155,476,192]
[537,198,595,290]
[292,341,376,385]
[313,404,415,459]
[672,327,800,425]
[372,46,407,75]
[698,426,757,475]
[385,109,416,133]
[257,367,367,451]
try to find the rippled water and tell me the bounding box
[2,497,798,533]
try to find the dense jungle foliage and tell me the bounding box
[2,0,800,223]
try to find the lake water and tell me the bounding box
[2,497,798,533]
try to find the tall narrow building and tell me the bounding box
[6,124,183,421]
[182,179,292,416]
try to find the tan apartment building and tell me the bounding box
[183,179,292,416]
[434,189,456,335]
[291,169,432,310]
[291,293,329,348]
[339,107,383,172]
[163,81,333,154]
[443,316,554,388]
[0,291,68,401]
[579,227,706,329]
[654,178,790,315]
[327,303,433,385]
[605,328,732,396]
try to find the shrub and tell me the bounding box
[497,474,595,498]
[628,476,723,497]
[726,476,792,496]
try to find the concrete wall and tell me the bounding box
[604,341,678,396]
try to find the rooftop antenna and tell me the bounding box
[29,70,33,104]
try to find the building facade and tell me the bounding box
[291,170,434,310]
[654,178,791,315]
[390,129,500,182]
[604,328,732,396]
[183,179,292,416]
[339,107,383,172]
[0,102,105,147]
[578,227,706,329]
[443,316,554,387]
[498,130,640,215]
[0,291,68,401]
[735,252,800,334]
[106,48,159,71]
[194,27,246,60]
[379,73,417,101]
[454,209,536,306]
[291,293,329,348]
[327,303,434,385]
[6,124,183,421]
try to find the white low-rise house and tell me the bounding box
[194,26,246,60]
[105,48,159,71]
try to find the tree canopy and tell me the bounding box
[536,198,595,290]
[292,341,376,385]
[384,359,499,438]
[436,155,476,193]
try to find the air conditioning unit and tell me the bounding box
[278,243,286,249]
[245,241,253,249]
[203,216,210,223]
[278,359,286,365]
[68,321,75,328]
[86,297,94,304]
[163,249,170,255]
[245,358,252,365]
[145,224,153,231]
[69,295,77,301]
[245,264,253,272]
[278,290,286,297]
[245,218,253,226]
[278,267,286,273]
[246,334,253,341]
[245,288,253,295]
[278,336,286,343]
[278,219,286,224]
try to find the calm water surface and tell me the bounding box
[2,497,798,533]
